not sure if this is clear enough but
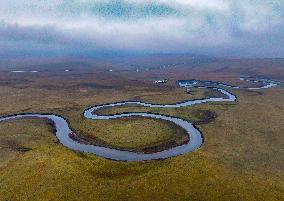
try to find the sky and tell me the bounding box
[0,0,284,58]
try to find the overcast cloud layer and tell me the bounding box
[0,0,284,57]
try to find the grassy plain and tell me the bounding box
[0,58,284,201]
[73,117,189,153]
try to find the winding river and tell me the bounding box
[0,77,278,161]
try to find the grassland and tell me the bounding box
[0,58,284,201]
[72,117,189,153]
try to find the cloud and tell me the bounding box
[0,0,283,57]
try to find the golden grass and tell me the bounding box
[0,70,283,200]
[72,117,188,152]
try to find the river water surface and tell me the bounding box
[0,78,278,161]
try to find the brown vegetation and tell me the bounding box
[0,57,283,201]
